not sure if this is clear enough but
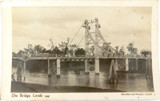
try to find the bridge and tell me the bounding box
[12,18,151,80]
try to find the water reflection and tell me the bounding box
[109,82,118,89]
[12,67,154,92]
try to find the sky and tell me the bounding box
[12,7,152,53]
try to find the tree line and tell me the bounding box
[12,39,151,58]
[13,38,85,57]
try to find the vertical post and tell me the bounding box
[136,58,138,70]
[94,18,100,74]
[115,59,118,71]
[145,57,152,79]
[84,20,89,57]
[48,59,51,77]
[23,61,26,74]
[125,58,129,71]
[35,51,37,57]
[109,59,118,82]
[145,58,148,70]
[95,57,99,74]
[148,57,152,79]
[52,61,56,74]
[23,61,26,82]
[73,49,75,57]
[109,59,114,80]
[145,58,148,77]
[94,18,99,57]
[85,59,89,74]
[57,58,61,77]
[22,60,26,75]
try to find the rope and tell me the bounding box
[69,26,82,45]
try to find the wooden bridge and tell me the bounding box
[12,56,148,78]
[12,18,152,80]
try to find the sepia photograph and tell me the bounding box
[11,6,154,93]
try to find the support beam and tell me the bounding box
[125,58,129,71]
[95,57,99,74]
[145,58,148,77]
[84,20,89,57]
[57,58,61,77]
[136,58,138,70]
[109,59,118,82]
[72,48,76,57]
[94,18,99,57]
[23,61,26,82]
[48,59,51,77]
[145,58,147,69]
[85,59,89,74]
[52,61,56,74]
[115,59,118,71]
[23,61,26,74]
[109,59,114,80]
[145,57,152,79]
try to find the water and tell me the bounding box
[12,66,154,92]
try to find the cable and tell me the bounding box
[77,34,85,47]
[69,26,82,45]
[98,30,116,51]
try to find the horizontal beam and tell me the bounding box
[12,56,148,61]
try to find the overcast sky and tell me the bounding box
[12,7,151,53]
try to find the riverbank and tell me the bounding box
[11,81,124,92]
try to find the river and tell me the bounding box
[12,64,154,92]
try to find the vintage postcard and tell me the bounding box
[1,0,160,100]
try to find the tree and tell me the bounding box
[12,52,17,57]
[34,45,44,53]
[58,38,70,56]
[24,48,29,53]
[53,46,60,55]
[127,42,138,55]
[41,48,47,53]
[49,39,54,51]
[69,44,78,50]
[140,50,151,57]
[17,50,25,56]
[75,48,85,56]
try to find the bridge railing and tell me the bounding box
[13,54,148,59]
[12,52,148,60]
[13,53,87,58]
[30,53,57,57]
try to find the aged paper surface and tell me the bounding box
[1,0,160,100]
